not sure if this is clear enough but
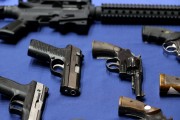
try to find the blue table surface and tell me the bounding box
[0,0,180,120]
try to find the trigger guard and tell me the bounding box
[9,95,23,115]
[106,59,119,73]
[50,59,64,77]
[163,42,177,54]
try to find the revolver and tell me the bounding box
[142,26,180,59]
[92,41,144,99]
[0,76,48,120]
[119,96,173,120]
[28,39,83,96]
[160,74,180,96]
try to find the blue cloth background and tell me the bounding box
[0,0,180,120]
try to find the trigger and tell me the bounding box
[50,59,64,77]
[9,99,24,115]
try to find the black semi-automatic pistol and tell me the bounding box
[0,76,48,120]
[28,39,83,96]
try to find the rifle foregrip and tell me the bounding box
[160,74,180,96]
[96,4,180,25]
[119,96,160,118]
[0,76,26,98]
[92,40,120,58]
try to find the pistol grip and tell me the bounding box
[0,20,27,42]
[0,76,27,98]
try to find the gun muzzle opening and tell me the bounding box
[62,88,78,96]
[70,90,77,96]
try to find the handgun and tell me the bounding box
[0,0,180,42]
[92,41,144,99]
[0,76,48,120]
[160,74,180,96]
[28,39,83,96]
[142,26,180,59]
[119,96,173,120]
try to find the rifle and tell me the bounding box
[0,0,180,42]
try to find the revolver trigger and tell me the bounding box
[106,58,119,73]
[163,41,178,55]
[50,59,64,77]
[9,96,24,115]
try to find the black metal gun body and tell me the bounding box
[1,0,180,42]
[0,0,94,41]
[0,76,48,120]
[28,39,83,96]
[92,41,144,99]
[143,26,180,59]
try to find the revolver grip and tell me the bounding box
[160,74,180,96]
[92,40,120,58]
[142,26,171,44]
[119,96,160,118]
